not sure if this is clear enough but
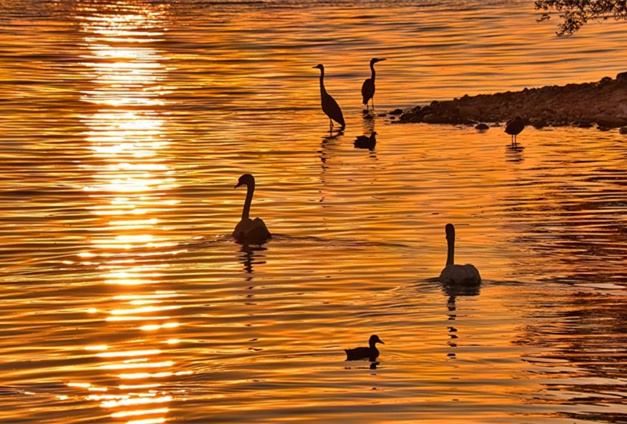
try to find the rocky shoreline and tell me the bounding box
[394,72,627,132]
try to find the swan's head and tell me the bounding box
[235,173,255,189]
[312,64,324,71]
[369,334,384,347]
[371,58,386,65]
[445,223,455,240]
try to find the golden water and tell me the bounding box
[0,1,626,423]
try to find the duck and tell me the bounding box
[354,131,377,149]
[233,174,271,245]
[313,64,346,130]
[345,335,384,361]
[438,223,481,285]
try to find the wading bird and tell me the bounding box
[345,335,385,361]
[505,116,526,145]
[438,223,481,285]
[233,174,271,245]
[313,64,345,130]
[361,58,386,111]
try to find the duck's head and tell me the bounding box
[445,223,455,241]
[369,334,384,347]
[235,173,255,189]
[371,58,386,65]
[312,64,324,71]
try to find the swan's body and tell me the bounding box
[233,174,271,245]
[505,116,526,145]
[345,335,384,361]
[438,223,481,285]
[361,58,385,110]
[354,131,377,149]
[313,64,345,130]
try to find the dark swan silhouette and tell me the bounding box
[354,131,377,150]
[438,223,481,285]
[233,174,271,245]
[345,335,384,361]
[505,116,526,145]
[313,64,345,130]
[361,58,386,110]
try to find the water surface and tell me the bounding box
[0,1,626,423]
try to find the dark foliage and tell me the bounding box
[535,0,627,35]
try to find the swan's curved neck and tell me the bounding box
[370,62,376,80]
[242,182,255,220]
[446,234,455,267]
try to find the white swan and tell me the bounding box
[233,174,271,245]
[438,223,481,285]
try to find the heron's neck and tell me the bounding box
[370,62,376,81]
[241,183,254,221]
[319,71,327,95]
[446,236,455,267]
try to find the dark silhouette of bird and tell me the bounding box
[313,64,345,130]
[345,335,384,361]
[438,223,481,286]
[361,58,386,111]
[354,131,377,149]
[505,116,526,145]
[233,174,271,245]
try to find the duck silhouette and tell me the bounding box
[438,223,481,286]
[345,335,384,361]
[233,174,271,245]
[354,131,377,150]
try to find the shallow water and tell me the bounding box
[0,1,626,423]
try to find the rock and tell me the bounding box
[397,75,627,130]
[389,108,403,115]
[620,126,627,135]
[475,123,489,131]
[594,115,627,128]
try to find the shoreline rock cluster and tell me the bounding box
[395,72,627,132]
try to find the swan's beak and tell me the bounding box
[234,182,243,189]
[379,339,385,344]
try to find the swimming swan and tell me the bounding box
[438,223,481,285]
[233,174,271,245]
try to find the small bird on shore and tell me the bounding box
[345,335,384,361]
[233,174,271,245]
[362,58,386,111]
[505,116,526,145]
[313,64,345,131]
[354,131,377,149]
[438,223,481,286]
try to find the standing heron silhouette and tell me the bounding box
[361,58,386,111]
[313,64,345,131]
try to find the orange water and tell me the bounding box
[0,1,626,423]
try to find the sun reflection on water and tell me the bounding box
[72,2,184,422]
